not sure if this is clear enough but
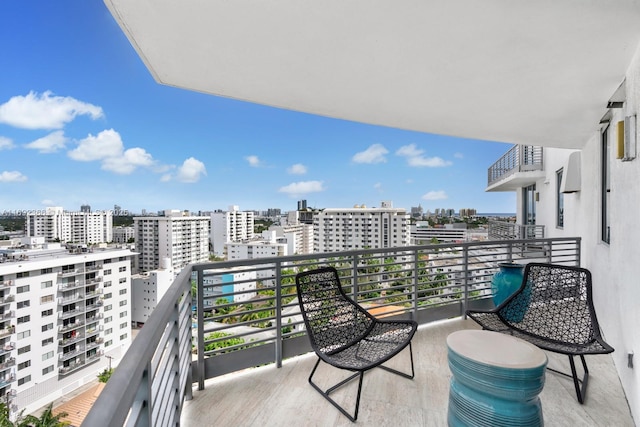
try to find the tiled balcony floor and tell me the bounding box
[181,318,633,426]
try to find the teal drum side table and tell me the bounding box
[447,330,547,427]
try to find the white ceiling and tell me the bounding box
[104,0,640,149]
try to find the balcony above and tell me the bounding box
[487,145,544,191]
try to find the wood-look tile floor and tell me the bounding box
[181,318,634,427]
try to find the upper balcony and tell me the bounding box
[488,220,545,240]
[81,237,632,426]
[486,145,545,192]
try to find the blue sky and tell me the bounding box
[0,2,516,215]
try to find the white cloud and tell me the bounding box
[0,136,15,150]
[396,143,452,167]
[352,144,388,164]
[176,157,207,183]
[278,180,325,196]
[24,130,68,153]
[102,147,155,175]
[0,91,103,130]
[68,129,123,161]
[0,171,27,182]
[287,163,307,175]
[245,155,261,167]
[422,190,448,201]
[454,152,464,159]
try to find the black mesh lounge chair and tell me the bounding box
[466,263,614,404]
[295,266,417,422]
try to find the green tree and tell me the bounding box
[22,403,69,427]
[97,367,113,383]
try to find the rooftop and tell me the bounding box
[181,317,633,426]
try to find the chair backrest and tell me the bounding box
[499,263,602,345]
[296,267,375,355]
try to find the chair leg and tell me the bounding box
[308,358,363,422]
[546,354,589,404]
[377,342,415,380]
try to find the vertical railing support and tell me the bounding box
[462,245,469,318]
[275,261,283,368]
[196,268,205,391]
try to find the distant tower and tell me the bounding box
[80,204,91,213]
[298,200,307,210]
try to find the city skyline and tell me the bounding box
[1,2,516,214]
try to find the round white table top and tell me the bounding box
[447,329,547,369]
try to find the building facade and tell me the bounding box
[134,211,210,273]
[313,203,410,253]
[25,207,113,245]
[131,260,174,326]
[0,239,134,419]
[112,226,135,244]
[210,206,255,258]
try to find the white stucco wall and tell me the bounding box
[528,42,640,421]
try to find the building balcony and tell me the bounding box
[59,308,84,320]
[0,295,15,306]
[0,374,15,388]
[0,281,14,290]
[58,320,85,334]
[486,145,545,192]
[59,332,85,347]
[59,358,86,376]
[488,220,545,240]
[59,347,84,362]
[82,238,632,426]
[0,358,15,371]
[58,269,83,278]
[0,342,15,357]
[58,281,84,291]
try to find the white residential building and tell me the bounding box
[134,210,209,273]
[411,222,468,244]
[25,207,113,245]
[202,269,257,309]
[0,238,134,419]
[131,259,174,326]
[112,226,135,244]
[313,203,410,253]
[210,206,255,258]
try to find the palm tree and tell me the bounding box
[21,404,68,427]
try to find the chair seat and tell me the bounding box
[320,320,417,371]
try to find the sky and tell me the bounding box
[0,2,516,215]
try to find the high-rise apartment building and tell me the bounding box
[131,259,174,326]
[0,238,134,418]
[313,203,410,253]
[210,206,255,258]
[25,207,113,245]
[112,226,135,244]
[134,210,210,273]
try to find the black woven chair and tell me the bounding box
[467,262,614,404]
[295,266,417,422]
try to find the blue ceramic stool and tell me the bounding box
[447,330,547,427]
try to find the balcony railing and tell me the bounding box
[83,237,580,427]
[488,220,545,240]
[487,144,543,186]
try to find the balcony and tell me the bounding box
[486,145,545,191]
[58,281,84,291]
[81,238,633,426]
[488,220,545,240]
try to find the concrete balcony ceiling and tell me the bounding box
[105,0,640,149]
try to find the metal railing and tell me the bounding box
[487,145,543,186]
[488,220,545,240]
[83,237,580,427]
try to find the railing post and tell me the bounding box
[412,249,419,317]
[462,245,469,318]
[275,261,283,368]
[352,255,359,302]
[196,268,205,391]
[185,283,193,401]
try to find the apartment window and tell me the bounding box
[18,375,31,386]
[17,315,30,324]
[104,292,112,299]
[18,360,31,370]
[42,351,54,361]
[17,331,30,340]
[104,259,112,264]
[119,300,127,307]
[105,340,112,347]
[17,285,30,294]
[17,345,30,355]
[105,328,112,335]
[119,289,127,295]
[104,269,112,275]
[41,280,53,289]
[16,272,29,278]
[42,337,54,346]
[40,295,54,304]
[120,322,127,329]
[120,333,128,340]
[17,300,30,309]
[556,168,564,228]
[41,268,52,274]
[119,311,127,318]
[104,316,112,323]
[105,304,112,311]
[119,278,126,284]
[601,126,611,243]
[41,323,53,332]
[42,309,53,317]
[119,266,127,272]
[104,281,112,288]
[42,365,54,375]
